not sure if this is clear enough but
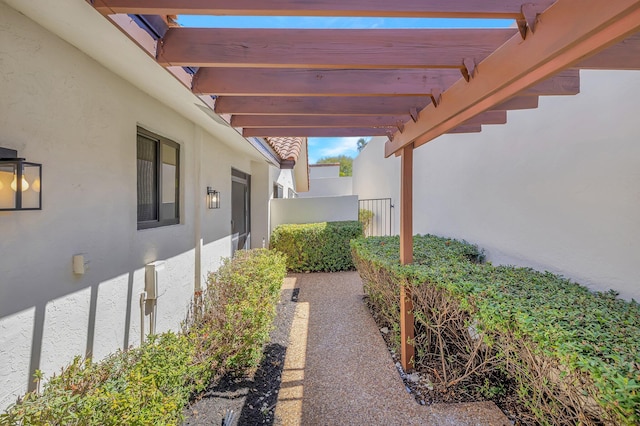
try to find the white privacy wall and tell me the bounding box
[352,71,640,302]
[0,3,270,409]
[299,164,353,198]
[270,196,359,233]
[353,136,401,233]
[298,177,353,198]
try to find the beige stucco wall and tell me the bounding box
[353,71,640,302]
[0,2,272,408]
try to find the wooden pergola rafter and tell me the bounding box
[89,0,640,372]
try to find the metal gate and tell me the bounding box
[358,198,393,237]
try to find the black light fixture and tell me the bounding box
[0,147,42,211]
[207,186,220,209]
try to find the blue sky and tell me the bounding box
[177,15,513,163]
[306,136,370,163]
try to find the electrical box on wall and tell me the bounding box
[145,261,165,299]
[72,254,89,275]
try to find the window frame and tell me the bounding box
[273,183,283,199]
[136,126,180,230]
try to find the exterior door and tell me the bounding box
[231,169,250,252]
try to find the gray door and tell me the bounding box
[231,169,250,252]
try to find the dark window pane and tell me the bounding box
[137,134,157,222]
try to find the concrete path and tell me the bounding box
[274,272,510,426]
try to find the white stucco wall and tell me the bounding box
[270,196,359,233]
[310,164,340,179]
[300,163,353,198]
[352,71,640,302]
[0,3,272,408]
[299,176,353,198]
[270,167,296,198]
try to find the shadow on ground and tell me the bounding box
[183,286,297,425]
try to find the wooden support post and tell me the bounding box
[399,144,414,371]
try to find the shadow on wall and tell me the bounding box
[0,233,233,405]
[25,272,136,393]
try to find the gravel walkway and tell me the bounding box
[184,272,510,425]
[274,272,510,426]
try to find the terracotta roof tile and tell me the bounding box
[265,137,306,163]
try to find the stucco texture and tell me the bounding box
[353,71,640,302]
[0,2,287,409]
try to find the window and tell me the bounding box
[288,188,297,199]
[137,127,180,229]
[273,183,283,199]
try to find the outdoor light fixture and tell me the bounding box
[207,186,220,209]
[0,147,42,211]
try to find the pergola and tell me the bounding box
[89,0,640,371]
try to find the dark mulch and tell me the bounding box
[183,287,299,426]
[364,296,538,426]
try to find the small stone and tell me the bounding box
[406,373,420,383]
[420,400,426,405]
[405,386,412,393]
[425,382,434,391]
[380,327,389,334]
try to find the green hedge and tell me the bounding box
[270,221,363,272]
[1,249,286,426]
[351,235,640,425]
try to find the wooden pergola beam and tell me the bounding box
[193,68,580,97]
[461,111,507,126]
[215,96,432,116]
[446,125,482,134]
[577,33,640,70]
[522,70,580,96]
[194,68,463,96]
[233,111,506,130]
[96,0,555,18]
[490,96,539,111]
[158,28,515,68]
[385,0,640,157]
[399,144,414,371]
[232,115,407,128]
[243,127,391,138]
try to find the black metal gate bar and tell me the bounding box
[358,198,393,237]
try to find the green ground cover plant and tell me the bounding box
[352,235,640,425]
[358,209,374,236]
[1,249,286,426]
[270,221,363,272]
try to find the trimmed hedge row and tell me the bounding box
[270,221,363,272]
[1,249,286,425]
[351,235,640,425]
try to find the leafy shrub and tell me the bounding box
[352,235,640,425]
[2,249,286,426]
[0,333,203,425]
[270,221,363,272]
[185,248,287,372]
[359,209,374,236]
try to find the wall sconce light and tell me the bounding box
[207,186,220,209]
[0,147,42,211]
